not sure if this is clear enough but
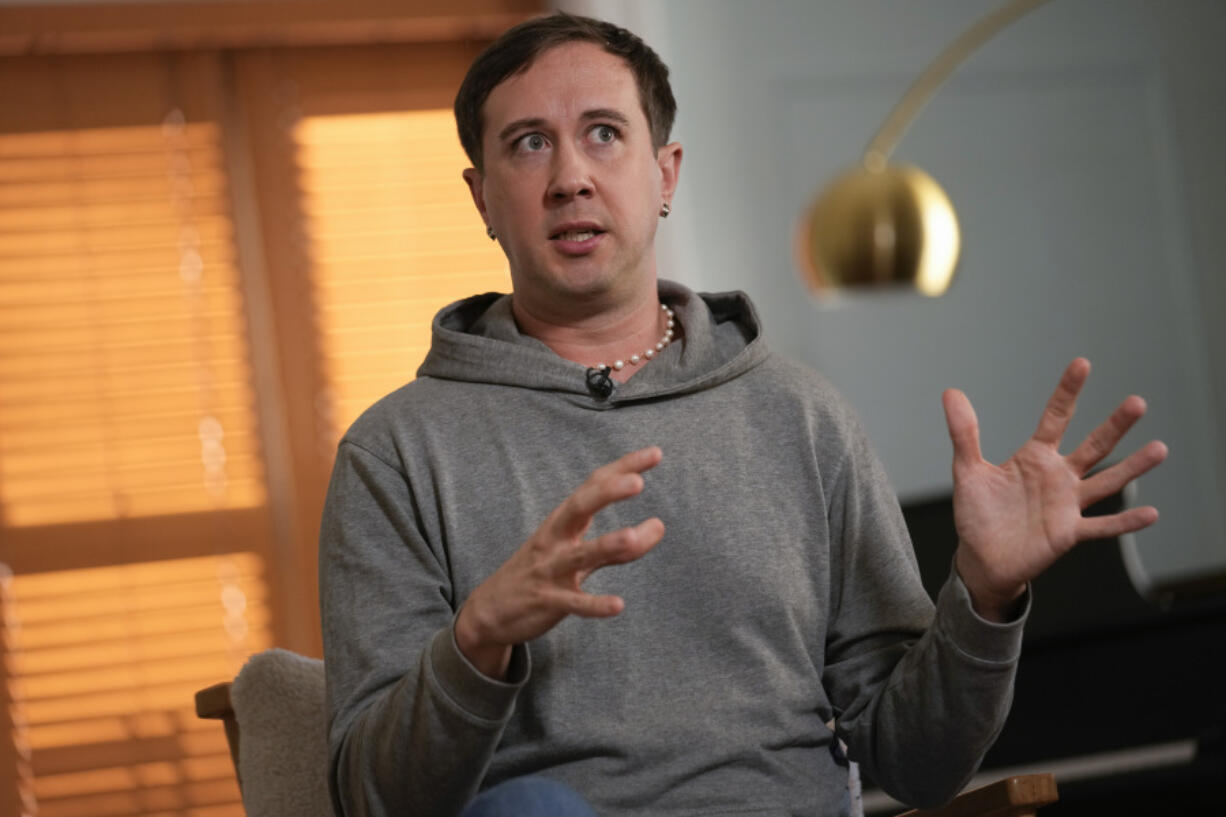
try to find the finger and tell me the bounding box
[1076,505,1159,541]
[590,445,664,483]
[553,447,663,538]
[555,472,645,540]
[1066,395,1147,475]
[1033,358,1090,446]
[554,589,625,619]
[1080,440,1169,508]
[942,388,983,468]
[559,518,665,577]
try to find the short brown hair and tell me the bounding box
[454,12,677,171]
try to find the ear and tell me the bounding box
[656,141,683,205]
[462,167,489,227]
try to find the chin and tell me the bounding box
[546,263,623,299]
[514,251,650,307]
[552,277,620,304]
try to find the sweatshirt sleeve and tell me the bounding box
[319,440,530,817]
[821,412,1027,809]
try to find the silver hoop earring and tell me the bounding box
[486,226,497,240]
[659,203,671,218]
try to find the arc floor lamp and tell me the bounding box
[796,0,1053,297]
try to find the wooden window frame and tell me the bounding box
[0,3,541,811]
[0,0,541,56]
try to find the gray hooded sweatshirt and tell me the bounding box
[319,281,1025,817]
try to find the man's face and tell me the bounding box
[463,41,681,313]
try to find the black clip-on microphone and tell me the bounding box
[585,366,614,399]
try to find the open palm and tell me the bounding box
[943,359,1168,618]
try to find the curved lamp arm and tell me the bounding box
[864,0,1054,171]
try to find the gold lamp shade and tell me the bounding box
[797,164,961,297]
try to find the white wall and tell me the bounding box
[557,0,1226,594]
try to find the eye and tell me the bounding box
[516,133,548,153]
[591,124,619,144]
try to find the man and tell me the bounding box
[319,13,1167,817]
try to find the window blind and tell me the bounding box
[0,52,274,817]
[5,555,268,817]
[0,118,265,528]
[295,108,510,441]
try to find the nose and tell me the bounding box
[546,142,593,203]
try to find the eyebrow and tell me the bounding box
[496,108,633,142]
[582,108,632,128]
[497,117,545,142]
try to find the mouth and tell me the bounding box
[550,225,606,242]
[549,224,607,255]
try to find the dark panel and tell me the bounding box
[895,493,1226,812]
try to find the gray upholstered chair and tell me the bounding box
[196,649,1057,817]
[196,648,330,817]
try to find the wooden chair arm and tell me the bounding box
[894,773,1058,817]
[195,682,234,719]
[195,681,242,791]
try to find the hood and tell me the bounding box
[416,280,770,408]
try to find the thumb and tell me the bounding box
[942,388,982,468]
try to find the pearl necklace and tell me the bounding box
[596,303,676,372]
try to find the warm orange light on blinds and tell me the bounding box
[3,554,268,817]
[0,120,265,527]
[294,110,510,439]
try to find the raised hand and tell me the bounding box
[943,358,1168,621]
[455,446,666,678]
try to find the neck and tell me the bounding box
[512,284,666,383]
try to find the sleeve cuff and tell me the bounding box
[934,564,1029,665]
[425,623,530,723]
